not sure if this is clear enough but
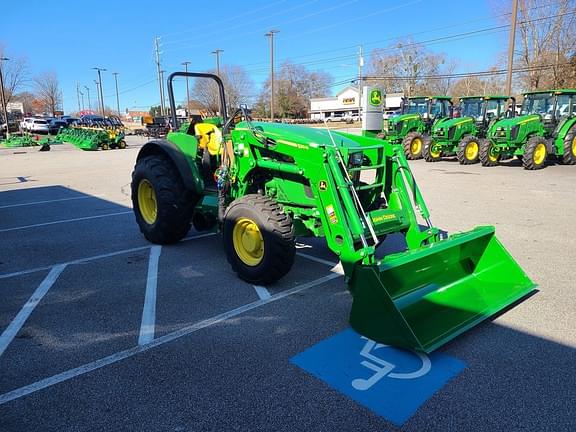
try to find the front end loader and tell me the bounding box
[481,89,576,169]
[424,96,513,164]
[381,96,453,160]
[131,72,536,353]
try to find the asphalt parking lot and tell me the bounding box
[0,134,575,431]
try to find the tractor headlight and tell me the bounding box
[349,152,364,167]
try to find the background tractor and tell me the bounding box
[131,72,535,353]
[481,89,576,169]
[381,95,453,160]
[424,96,513,164]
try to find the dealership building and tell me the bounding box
[309,87,403,119]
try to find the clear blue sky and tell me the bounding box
[1,0,508,114]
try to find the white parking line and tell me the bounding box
[0,232,217,280]
[0,271,342,406]
[138,246,161,346]
[0,211,132,233]
[0,264,67,358]
[253,285,271,300]
[0,195,102,210]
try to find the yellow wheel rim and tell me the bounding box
[488,145,499,162]
[138,179,157,225]
[533,143,546,165]
[411,138,422,155]
[465,141,479,160]
[572,136,576,157]
[233,218,264,266]
[430,148,441,158]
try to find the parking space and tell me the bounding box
[0,139,575,431]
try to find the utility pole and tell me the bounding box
[358,45,364,117]
[0,57,10,138]
[92,67,106,116]
[181,61,191,116]
[113,72,120,115]
[265,30,279,121]
[84,86,91,112]
[211,49,223,76]
[76,82,82,112]
[79,90,84,111]
[160,70,167,116]
[154,37,164,116]
[505,0,519,97]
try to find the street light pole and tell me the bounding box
[160,70,166,116]
[181,61,191,116]
[211,49,223,76]
[265,30,279,121]
[0,57,10,138]
[92,67,107,116]
[80,90,84,111]
[84,86,91,112]
[94,80,101,116]
[113,72,120,116]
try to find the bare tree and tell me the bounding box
[0,45,29,104]
[255,61,333,118]
[192,65,254,116]
[494,0,576,90]
[367,39,456,96]
[34,72,62,116]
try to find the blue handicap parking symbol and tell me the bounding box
[291,328,466,426]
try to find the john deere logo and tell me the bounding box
[369,89,382,106]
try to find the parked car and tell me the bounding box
[20,117,35,131]
[28,119,50,134]
[48,119,67,135]
[383,110,401,119]
[59,116,79,125]
[325,113,346,122]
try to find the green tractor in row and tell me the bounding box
[131,72,535,353]
[381,95,453,160]
[481,89,576,169]
[424,96,513,164]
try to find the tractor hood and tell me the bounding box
[433,116,473,132]
[495,114,540,129]
[388,113,421,126]
[237,121,365,150]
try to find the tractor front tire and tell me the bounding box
[479,139,500,167]
[457,135,481,165]
[523,136,548,170]
[118,139,127,149]
[223,194,295,285]
[562,129,576,165]
[403,132,424,160]
[131,155,195,244]
[422,138,441,162]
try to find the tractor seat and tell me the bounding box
[194,123,222,156]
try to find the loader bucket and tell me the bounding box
[348,226,536,353]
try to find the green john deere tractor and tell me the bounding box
[131,72,536,353]
[424,96,513,164]
[382,96,453,160]
[481,89,576,169]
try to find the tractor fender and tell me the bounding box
[136,139,204,194]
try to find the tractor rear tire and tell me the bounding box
[523,136,548,170]
[101,143,110,151]
[223,194,295,285]
[131,155,196,244]
[422,138,441,162]
[457,135,481,165]
[562,129,576,165]
[479,139,500,167]
[403,132,424,160]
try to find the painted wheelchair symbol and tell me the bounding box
[351,338,432,391]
